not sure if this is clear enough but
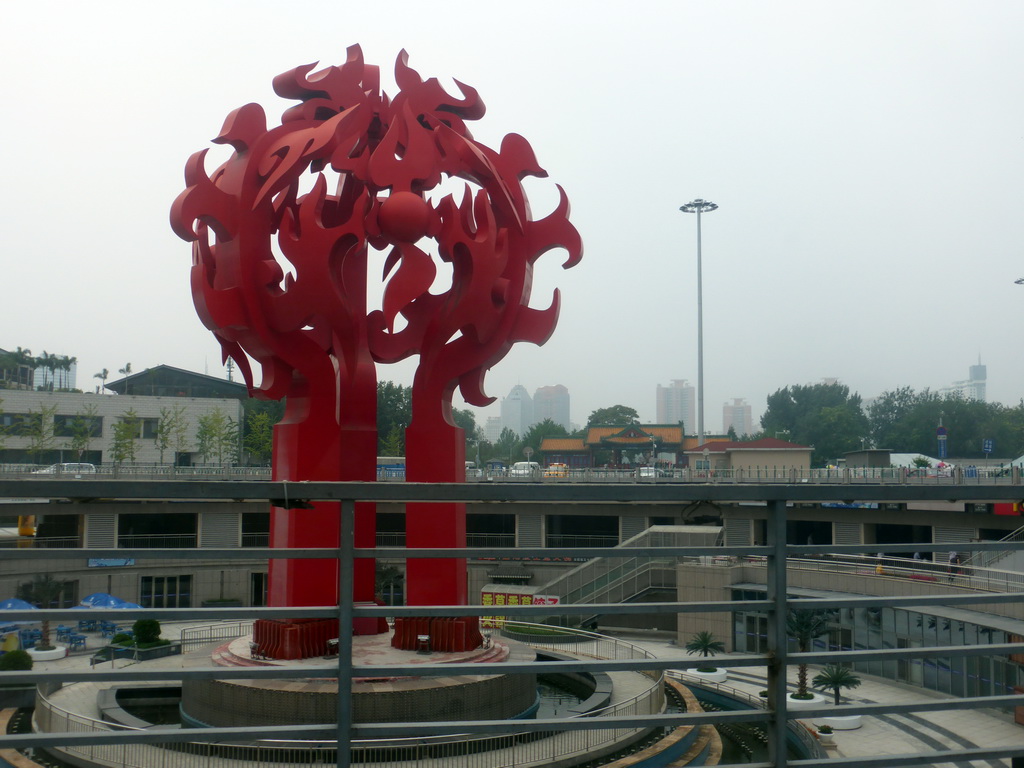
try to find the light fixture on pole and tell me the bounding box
[679,198,718,445]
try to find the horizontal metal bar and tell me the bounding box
[4,478,1024,503]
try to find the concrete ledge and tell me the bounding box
[819,714,862,730]
[27,645,67,662]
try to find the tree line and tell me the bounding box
[759,381,1024,465]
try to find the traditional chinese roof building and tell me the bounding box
[540,425,731,468]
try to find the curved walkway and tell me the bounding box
[18,625,1024,767]
[618,632,1020,768]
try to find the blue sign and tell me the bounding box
[88,558,135,568]
[983,439,994,454]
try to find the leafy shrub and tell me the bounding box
[817,724,833,734]
[111,633,133,645]
[133,619,161,645]
[0,650,33,671]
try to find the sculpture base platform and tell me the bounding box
[180,631,538,728]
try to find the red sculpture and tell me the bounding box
[171,46,581,652]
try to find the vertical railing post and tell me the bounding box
[337,498,355,768]
[765,497,789,767]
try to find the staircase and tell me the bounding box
[966,523,1024,571]
[537,525,722,625]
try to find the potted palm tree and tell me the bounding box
[17,574,68,661]
[812,663,863,729]
[684,630,728,682]
[785,609,830,708]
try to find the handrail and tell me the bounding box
[33,622,664,768]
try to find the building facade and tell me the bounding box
[0,389,244,466]
[501,384,534,438]
[722,398,753,437]
[533,384,570,431]
[656,379,694,432]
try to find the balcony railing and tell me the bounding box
[1,478,1024,768]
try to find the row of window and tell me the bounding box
[0,413,159,439]
[731,589,1024,700]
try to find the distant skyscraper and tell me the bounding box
[656,379,695,432]
[484,416,503,443]
[941,359,987,402]
[501,384,534,437]
[723,398,753,437]
[533,384,570,431]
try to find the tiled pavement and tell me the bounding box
[28,625,1024,767]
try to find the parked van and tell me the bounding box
[32,463,96,478]
[510,461,541,477]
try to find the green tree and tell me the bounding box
[521,418,569,459]
[684,630,726,672]
[812,664,862,705]
[379,422,404,458]
[93,368,110,394]
[761,382,868,465]
[111,408,140,465]
[493,427,521,464]
[377,381,411,454]
[68,403,100,461]
[243,410,275,464]
[196,410,239,465]
[786,609,831,698]
[587,405,640,427]
[241,399,284,464]
[154,406,187,465]
[26,403,57,464]
[16,574,66,650]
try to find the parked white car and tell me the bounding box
[509,461,541,477]
[32,463,96,478]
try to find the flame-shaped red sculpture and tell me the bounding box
[171,46,581,645]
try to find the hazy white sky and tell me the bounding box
[4,1,1022,431]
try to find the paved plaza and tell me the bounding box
[18,623,1024,767]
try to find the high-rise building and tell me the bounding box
[941,360,987,402]
[533,384,570,431]
[484,416,503,443]
[722,398,753,437]
[501,384,533,437]
[656,379,695,433]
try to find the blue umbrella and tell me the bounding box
[112,601,142,610]
[0,598,36,611]
[80,593,126,609]
[0,598,38,627]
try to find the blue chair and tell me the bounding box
[78,619,97,632]
[56,625,71,641]
[68,634,87,651]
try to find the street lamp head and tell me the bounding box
[1015,277,1024,285]
[680,199,718,214]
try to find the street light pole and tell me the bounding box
[679,199,718,445]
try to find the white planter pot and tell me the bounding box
[786,692,827,710]
[821,714,862,730]
[28,645,68,662]
[817,731,835,745]
[685,667,728,683]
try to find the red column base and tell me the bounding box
[253,611,388,660]
[390,616,483,652]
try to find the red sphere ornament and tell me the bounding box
[378,192,431,243]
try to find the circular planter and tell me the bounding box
[786,691,827,710]
[817,730,835,745]
[28,645,67,662]
[821,714,862,730]
[685,667,728,683]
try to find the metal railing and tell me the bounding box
[3,462,1023,485]
[3,478,1024,768]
